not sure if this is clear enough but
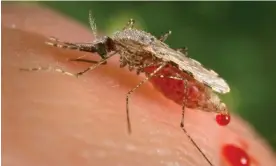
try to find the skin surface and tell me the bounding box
[2,3,276,166]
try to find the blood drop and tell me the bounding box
[216,113,231,126]
[222,144,250,166]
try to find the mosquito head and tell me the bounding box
[93,36,116,59]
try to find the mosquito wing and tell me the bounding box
[151,42,230,94]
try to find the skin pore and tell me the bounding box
[2,3,276,166]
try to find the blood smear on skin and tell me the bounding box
[221,144,251,166]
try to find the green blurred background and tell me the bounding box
[40,2,276,151]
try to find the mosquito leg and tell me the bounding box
[68,54,87,61]
[180,79,214,166]
[69,58,101,64]
[159,30,172,42]
[147,72,214,166]
[152,74,183,80]
[69,56,107,65]
[48,36,59,42]
[123,18,135,30]
[126,62,167,134]
[75,51,117,77]
[20,58,106,77]
[20,52,115,77]
[20,66,76,77]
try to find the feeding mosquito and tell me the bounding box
[21,10,231,166]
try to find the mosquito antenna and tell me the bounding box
[89,10,97,39]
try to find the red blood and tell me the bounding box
[216,113,231,126]
[222,144,250,166]
[187,85,200,100]
[144,65,205,108]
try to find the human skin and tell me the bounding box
[2,3,276,166]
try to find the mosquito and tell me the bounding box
[21,10,231,166]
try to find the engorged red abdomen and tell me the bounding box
[143,64,205,108]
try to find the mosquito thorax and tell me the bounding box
[113,28,156,46]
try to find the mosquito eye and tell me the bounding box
[96,43,107,59]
